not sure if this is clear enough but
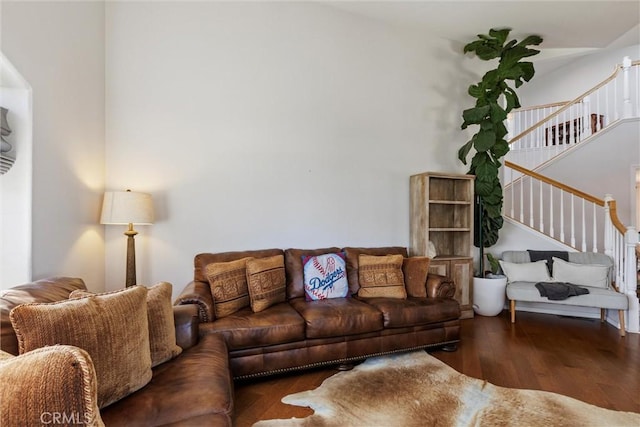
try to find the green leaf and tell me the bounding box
[516,35,543,48]
[504,88,520,111]
[462,105,490,125]
[484,200,504,219]
[480,121,494,131]
[520,62,535,82]
[495,122,509,140]
[463,39,485,54]
[475,161,498,182]
[501,45,539,66]
[503,39,517,51]
[468,84,484,98]
[476,45,502,61]
[489,103,507,123]
[488,28,511,45]
[481,70,499,87]
[474,129,496,152]
[457,140,474,165]
[479,214,503,247]
[498,63,525,81]
[491,139,510,158]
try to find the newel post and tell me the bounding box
[622,56,632,119]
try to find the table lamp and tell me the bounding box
[100,190,154,287]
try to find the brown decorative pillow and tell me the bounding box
[145,282,183,366]
[357,254,407,299]
[10,286,152,408]
[402,257,431,298]
[70,282,182,368]
[205,257,251,318]
[246,255,286,312]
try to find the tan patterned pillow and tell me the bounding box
[357,254,407,299]
[246,255,286,312]
[70,282,182,368]
[205,257,251,318]
[10,286,152,408]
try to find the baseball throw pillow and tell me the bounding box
[302,252,349,301]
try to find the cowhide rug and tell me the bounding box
[254,351,640,427]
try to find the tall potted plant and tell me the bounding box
[459,28,543,276]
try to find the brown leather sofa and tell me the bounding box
[176,246,461,379]
[0,277,234,427]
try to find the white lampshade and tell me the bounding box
[100,191,154,225]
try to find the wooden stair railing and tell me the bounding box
[506,58,640,172]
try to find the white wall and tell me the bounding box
[105,2,473,297]
[1,1,106,291]
[0,53,32,287]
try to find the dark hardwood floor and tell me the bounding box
[233,311,640,426]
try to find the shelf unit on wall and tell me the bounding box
[410,172,475,318]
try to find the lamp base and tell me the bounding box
[125,226,138,287]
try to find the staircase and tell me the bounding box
[501,57,640,334]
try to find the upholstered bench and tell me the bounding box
[500,251,629,336]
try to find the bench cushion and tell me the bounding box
[507,281,628,310]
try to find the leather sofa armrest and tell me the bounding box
[0,346,103,426]
[174,280,214,323]
[426,274,456,299]
[173,304,200,350]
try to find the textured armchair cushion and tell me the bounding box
[246,255,287,312]
[70,282,182,368]
[0,345,103,426]
[357,254,407,299]
[10,286,152,408]
[205,257,251,318]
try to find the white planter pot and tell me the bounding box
[473,276,508,316]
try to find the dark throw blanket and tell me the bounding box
[535,282,590,301]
